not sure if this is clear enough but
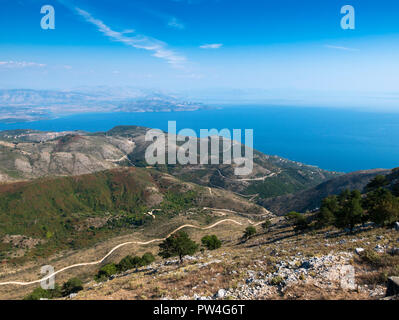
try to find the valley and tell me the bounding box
[0,126,397,300]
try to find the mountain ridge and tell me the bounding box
[0,126,341,202]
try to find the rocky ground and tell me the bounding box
[70,220,399,300]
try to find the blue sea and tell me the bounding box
[1,106,398,173]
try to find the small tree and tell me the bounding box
[201,235,221,250]
[316,196,339,227]
[159,231,198,263]
[364,188,399,226]
[243,226,256,240]
[62,278,83,296]
[285,211,302,222]
[285,211,308,232]
[261,220,271,231]
[365,175,389,192]
[334,190,364,232]
[317,206,335,228]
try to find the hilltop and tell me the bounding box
[0,167,269,263]
[262,169,392,215]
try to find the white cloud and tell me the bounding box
[0,61,46,68]
[168,17,185,30]
[200,43,223,49]
[324,45,359,52]
[75,7,187,68]
[121,29,135,34]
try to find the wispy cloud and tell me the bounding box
[74,7,187,68]
[121,29,135,34]
[168,17,185,30]
[324,45,359,52]
[0,61,46,68]
[200,43,223,49]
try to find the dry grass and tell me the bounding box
[1,213,398,300]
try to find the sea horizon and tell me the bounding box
[1,105,398,173]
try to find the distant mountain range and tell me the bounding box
[0,125,392,217]
[0,88,208,122]
[0,126,340,199]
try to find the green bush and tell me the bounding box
[270,276,284,286]
[24,285,62,300]
[201,235,221,250]
[95,263,118,281]
[261,220,271,231]
[141,252,155,265]
[243,226,256,239]
[62,278,83,296]
[117,255,139,272]
[116,253,155,273]
[285,211,308,232]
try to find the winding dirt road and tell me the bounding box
[0,218,260,287]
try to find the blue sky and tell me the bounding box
[1,0,399,108]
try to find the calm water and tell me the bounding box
[1,106,398,173]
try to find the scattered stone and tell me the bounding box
[216,289,226,299]
[69,293,77,299]
[355,248,365,255]
[183,255,196,261]
[374,244,385,253]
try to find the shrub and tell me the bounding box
[117,253,155,272]
[117,255,139,272]
[261,220,271,231]
[285,211,302,222]
[243,226,256,239]
[62,278,83,296]
[201,235,221,250]
[285,211,308,232]
[270,276,284,286]
[24,285,62,300]
[360,250,382,266]
[95,263,118,281]
[141,252,155,265]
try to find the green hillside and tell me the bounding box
[0,168,199,261]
